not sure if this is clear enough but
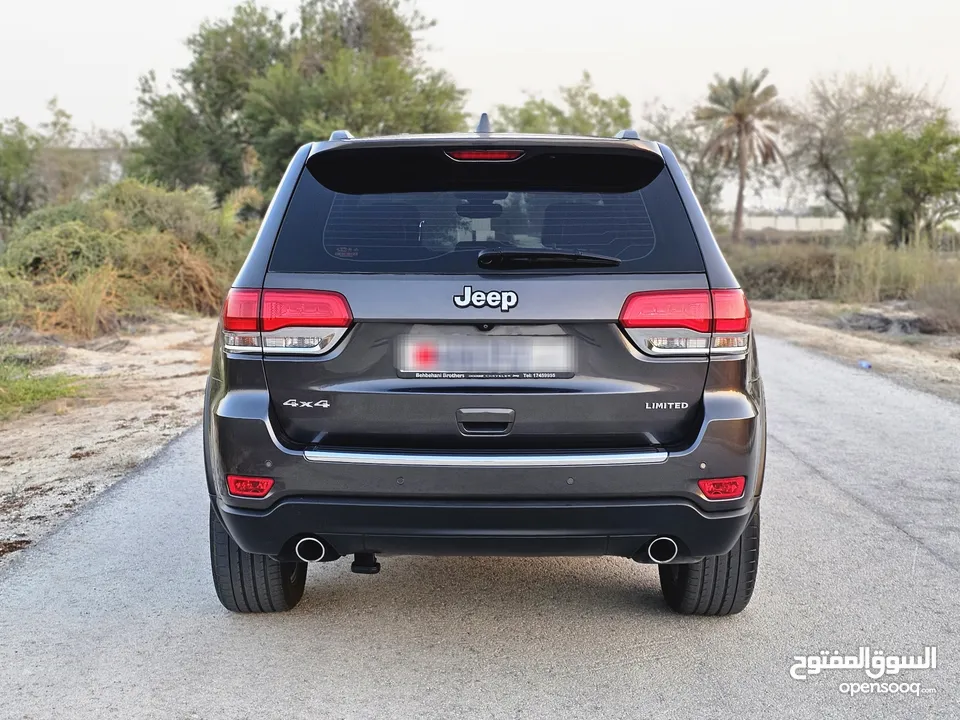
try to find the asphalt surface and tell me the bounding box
[1,335,958,719]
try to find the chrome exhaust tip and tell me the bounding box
[294,537,327,563]
[647,537,679,564]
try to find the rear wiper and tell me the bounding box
[477,248,621,269]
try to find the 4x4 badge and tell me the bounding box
[453,285,518,312]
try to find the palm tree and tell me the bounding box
[696,69,788,241]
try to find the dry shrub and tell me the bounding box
[168,244,222,314]
[914,282,960,334]
[727,239,959,308]
[43,266,118,339]
[838,243,946,302]
[724,243,846,299]
[116,230,223,314]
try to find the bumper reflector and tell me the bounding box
[698,476,746,500]
[226,475,275,498]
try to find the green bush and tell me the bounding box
[0,270,34,325]
[4,200,104,243]
[95,179,220,244]
[1,221,121,281]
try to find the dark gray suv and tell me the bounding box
[204,123,766,616]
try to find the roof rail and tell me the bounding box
[475,113,492,133]
[615,129,641,140]
[329,130,354,141]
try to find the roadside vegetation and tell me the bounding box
[0,180,260,337]
[1,0,959,416]
[0,345,81,420]
[723,236,960,331]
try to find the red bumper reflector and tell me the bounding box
[698,476,746,500]
[226,475,275,498]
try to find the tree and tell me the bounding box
[0,100,121,238]
[695,69,788,242]
[244,48,465,190]
[494,72,631,136]
[790,70,946,232]
[852,119,960,245]
[128,76,214,190]
[0,118,43,233]
[642,103,732,225]
[130,0,466,198]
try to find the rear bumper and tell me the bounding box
[205,386,765,560]
[215,494,758,561]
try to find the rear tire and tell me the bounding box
[658,504,760,616]
[209,505,307,613]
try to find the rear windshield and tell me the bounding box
[269,164,704,274]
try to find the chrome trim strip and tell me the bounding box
[303,448,669,467]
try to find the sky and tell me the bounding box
[2,0,958,134]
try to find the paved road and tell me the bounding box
[1,336,958,719]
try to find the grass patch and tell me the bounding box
[0,346,82,420]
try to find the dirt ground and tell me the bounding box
[0,315,216,563]
[752,301,960,404]
[2,303,959,565]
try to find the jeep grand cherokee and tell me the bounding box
[203,121,766,616]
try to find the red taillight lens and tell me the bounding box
[446,149,524,161]
[223,289,261,331]
[712,289,751,333]
[226,475,274,498]
[260,290,352,331]
[619,290,712,333]
[698,476,746,500]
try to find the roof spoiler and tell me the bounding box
[306,141,664,194]
[327,125,646,142]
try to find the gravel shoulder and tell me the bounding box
[0,315,216,562]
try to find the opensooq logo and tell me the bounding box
[789,646,938,697]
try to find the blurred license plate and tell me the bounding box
[397,336,575,379]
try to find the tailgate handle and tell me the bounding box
[456,408,515,436]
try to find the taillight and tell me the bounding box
[710,289,751,353]
[698,476,746,500]
[222,288,262,352]
[712,289,750,333]
[223,289,260,331]
[221,288,352,355]
[619,289,750,356]
[226,474,274,498]
[446,149,524,161]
